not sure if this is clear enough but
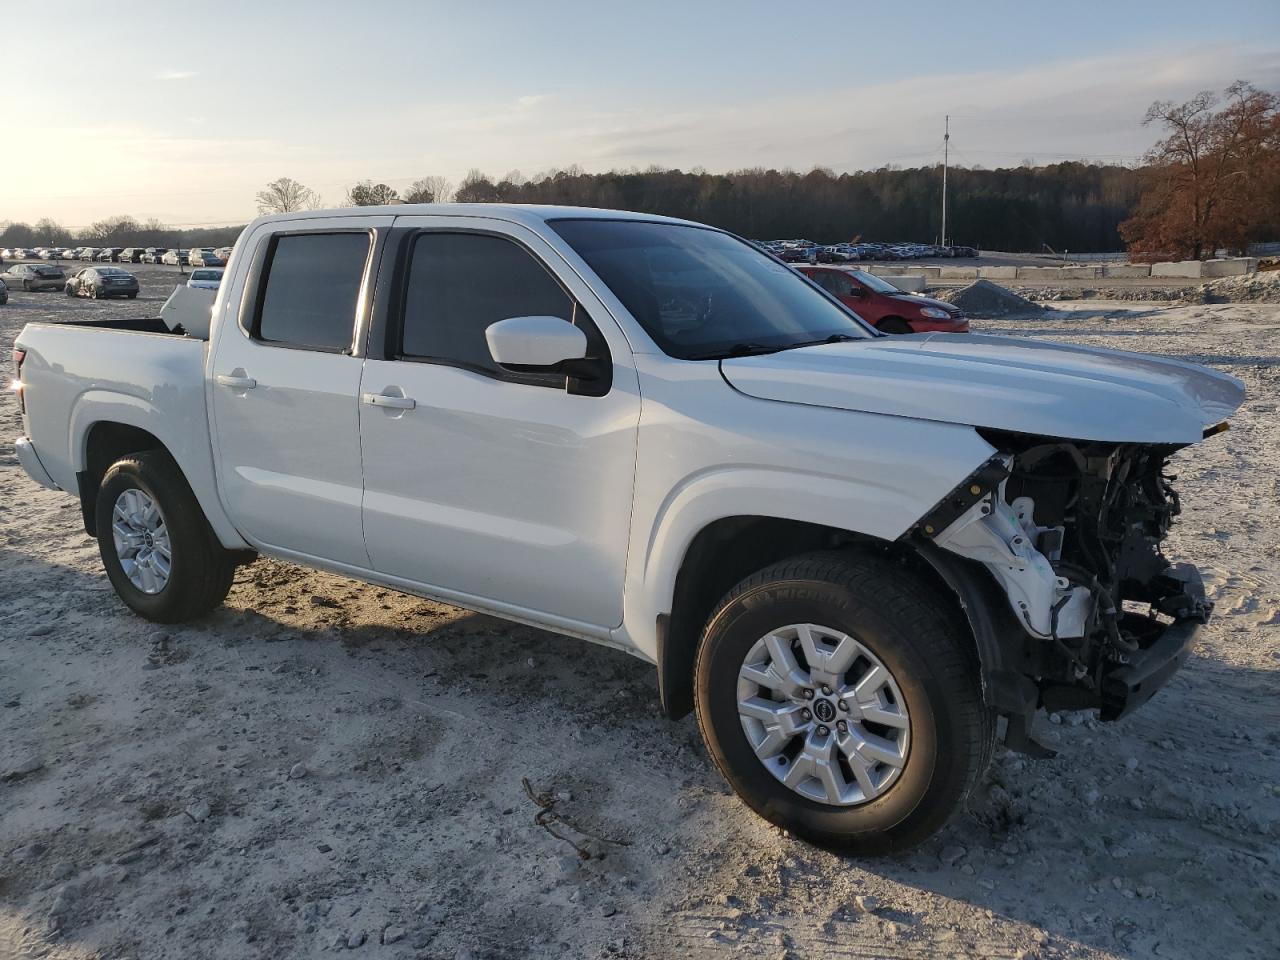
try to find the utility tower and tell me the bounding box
[941,115,950,247]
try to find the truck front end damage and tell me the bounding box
[918,432,1216,749]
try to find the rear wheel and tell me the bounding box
[877,317,912,335]
[95,451,237,623]
[694,551,994,853]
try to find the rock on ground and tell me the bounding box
[938,278,1045,317]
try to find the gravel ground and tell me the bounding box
[1,271,1278,960]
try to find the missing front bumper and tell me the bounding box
[1099,563,1210,721]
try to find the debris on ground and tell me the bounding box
[1200,270,1280,303]
[937,279,1045,317]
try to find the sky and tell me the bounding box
[2,0,1278,228]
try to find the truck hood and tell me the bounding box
[720,333,1245,444]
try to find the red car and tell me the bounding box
[798,266,968,334]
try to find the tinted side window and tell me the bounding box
[400,233,574,374]
[256,232,370,351]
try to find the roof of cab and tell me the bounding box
[248,203,705,232]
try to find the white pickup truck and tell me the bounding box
[11,205,1244,852]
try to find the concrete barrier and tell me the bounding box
[1102,264,1152,278]
[977,266,1018,280]
[1201,258,1257,278]
[938,266,979,280]
[867,265,940,280]
[1150,260,1203,279]
[880,275,927,293]
[1015,267,1064,281]
[1058,266,1102,279]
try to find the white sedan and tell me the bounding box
[186,268,223,290]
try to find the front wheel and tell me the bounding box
[65,284,75,297]
[95,451,237,623]
[694,552,994,853]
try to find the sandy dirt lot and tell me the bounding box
[1,269,1277,960]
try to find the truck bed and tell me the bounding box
[14,319,213,502]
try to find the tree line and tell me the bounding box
[0,215,243,253]
[253,165,1143,252]
[5,81,1274,257]
[0,164,1148,254]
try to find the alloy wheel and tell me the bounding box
[736,623,910,806]
[111,488,172,594]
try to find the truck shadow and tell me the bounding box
[2,546,1275,958]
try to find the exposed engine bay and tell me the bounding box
[923,432,1216,733]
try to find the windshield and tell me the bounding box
[850,269,904,295]
[549,219,873,359]
[191,270,221,281]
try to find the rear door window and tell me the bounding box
[254,232,371,351]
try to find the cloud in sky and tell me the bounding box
[374,45,1278,182]
[3,40,1277,225]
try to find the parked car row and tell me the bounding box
[0,259,223,303]
[755,239,979,263]
[0,245,230,266]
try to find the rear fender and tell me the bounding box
[69,391,248,549]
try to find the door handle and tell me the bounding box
[361,392,416,410]
[215,373,257,390]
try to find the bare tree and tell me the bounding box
[345,181,399,206]
[34,218,74,246]
[256,178,321,215]
[403,175,454,204]
[84,215,143,245]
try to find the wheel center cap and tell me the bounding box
[142,531,154,548]
[813,699,836,723]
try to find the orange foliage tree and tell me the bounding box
[1121,82,1280,260]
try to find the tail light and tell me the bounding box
[11,347,26,413]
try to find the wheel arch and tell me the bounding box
[876,315,912,333]
[77,420,165,534]
[655,516,1023,722]
[71,399,249,550]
